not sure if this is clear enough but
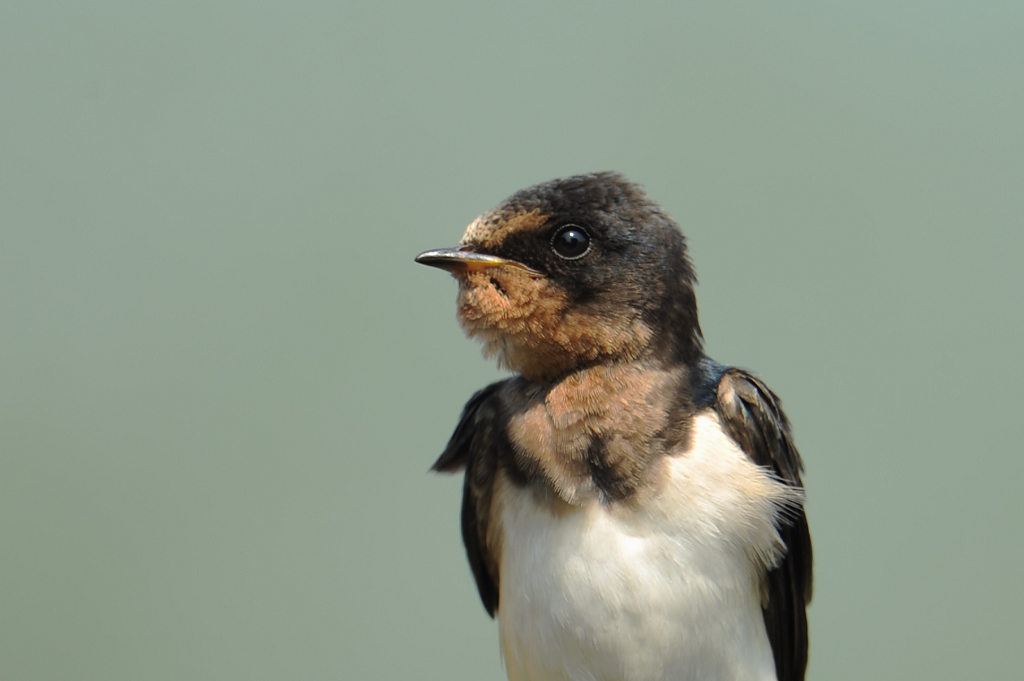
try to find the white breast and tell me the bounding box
[497,412,801,681]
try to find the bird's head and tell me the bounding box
[416,172,702,383]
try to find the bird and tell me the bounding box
[415,173,812,681]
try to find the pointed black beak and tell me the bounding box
[415,247,541,276]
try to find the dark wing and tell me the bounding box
[715,368,813,681]
[431,380,510,618]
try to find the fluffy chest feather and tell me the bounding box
[496,412,799,681]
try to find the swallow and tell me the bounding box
[415,173,812,681]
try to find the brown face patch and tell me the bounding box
[504,364,683,504]
[460,208,549,252]
[455,267,653,383]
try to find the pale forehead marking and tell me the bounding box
[460,209,550,250]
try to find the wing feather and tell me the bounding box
[715,368,813,681]
[431,380,509,617]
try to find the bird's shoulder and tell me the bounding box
[709,363,804,484]
[431,379,510,474]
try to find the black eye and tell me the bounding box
[551,225,591,259]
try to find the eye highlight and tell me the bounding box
[551,225,591,260]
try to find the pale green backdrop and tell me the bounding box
[2,2,1021,679]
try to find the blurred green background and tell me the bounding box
[2,2,1021,679]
